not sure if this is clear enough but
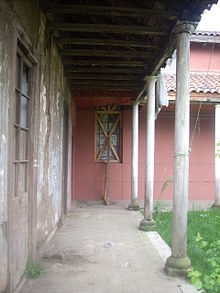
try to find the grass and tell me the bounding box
[153,207,220,274]
[151,207,220,291]
[25,259,45,278]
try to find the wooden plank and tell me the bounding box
[61,38,161,48]
[64,67,146,75]
[71,86,140,92]
[62,60,148,67]
[68,80,142,86]
[61,49,152,58]
[42,5,179,20]
[67,74,143,81]
[48,23,169,35]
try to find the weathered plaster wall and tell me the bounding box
[12,0,40,46]
[0,2,72,290]
[0,7,12,291]
[74,105,215,201]
[35,14,72,249]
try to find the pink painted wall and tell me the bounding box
[73,105,215,201]
[190,43,220,73]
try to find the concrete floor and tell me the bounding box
[20,201,197,293]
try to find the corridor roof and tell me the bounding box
[40,0,217,99]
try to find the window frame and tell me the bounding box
[13,47,32,197]
[94,107,122,163]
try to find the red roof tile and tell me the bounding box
[164,73,220,94]
[194,31,220,36]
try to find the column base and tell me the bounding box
[165,255,191,277]
[128,200,140,211]
[213,201,220,208]
[127,202,140,211]
[139,219,156,231]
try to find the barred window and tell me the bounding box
[95,106,122,162]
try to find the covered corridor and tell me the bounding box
[0,1,219,292]
[20,202,197,293]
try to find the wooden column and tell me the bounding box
[140,76,157,230]
[165,21,195,276]
[214,104,220,207]
[128,101,139,210]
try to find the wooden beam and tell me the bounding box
[66,74,143,81]
[42,4,179,20]
[150,33,176,76]
[48,23,169,36]
[62,60,149,67]
[64,67,146,75]
[71,85,140,91]
[68,80,143,87]
[61,38,161,49]
[61,49,152,58]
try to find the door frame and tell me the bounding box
[7,25,39,292]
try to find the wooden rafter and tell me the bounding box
[64,67,146,75]
[48,23,169,36]
[68,80,142,87]
[62,60,148,67]
[66,74,143,81]
[43,4,179,20]
[61,38,161,49]
[60,49,153,59]
[71,86,140,92]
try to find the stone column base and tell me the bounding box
[127,202,140,211]
[139,219,156,231]
[213,201,220,208]
[165,255,191,277]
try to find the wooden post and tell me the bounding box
[165,21,195,277]
[214,104,220,207]
[140,76,157,230]
[128,101,139,210]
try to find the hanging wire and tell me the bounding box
[189,35,216,153]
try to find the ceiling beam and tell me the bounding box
[62,60,149,68]
[48,23,169,36]
[60,49,152,58]
[61,38,161,49]
[66,74,143,81]
[71,85,140,92]
[42,5,179,20]
[68,80,143,87]
[64,67,146,74]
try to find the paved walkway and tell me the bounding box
[20,201,197,293]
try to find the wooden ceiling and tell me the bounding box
[40,0,217,101]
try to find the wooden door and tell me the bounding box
[11,49,32,288]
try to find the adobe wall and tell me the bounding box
[74,105,215,202]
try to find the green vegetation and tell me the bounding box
[216,140,220,158]
[25,259,45,278]
[152,207,220,292]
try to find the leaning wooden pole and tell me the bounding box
[104,137,110,205]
